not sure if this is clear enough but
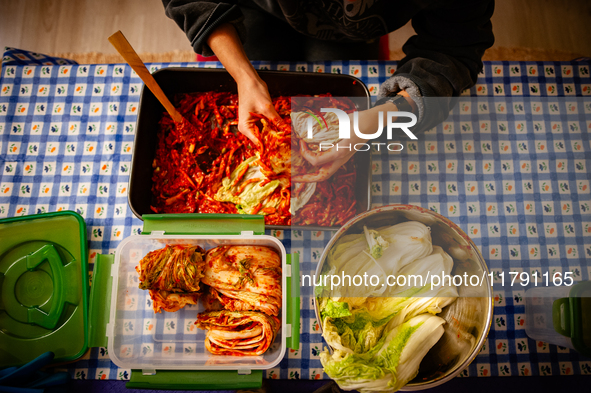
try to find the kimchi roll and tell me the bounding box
[136,244,206,313]
[196,310,280,356]
[202,245,282,302]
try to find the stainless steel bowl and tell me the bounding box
[314,204,493,390]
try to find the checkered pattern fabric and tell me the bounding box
[1,49,590,381]
[2,47,78,66]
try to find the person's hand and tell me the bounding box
[237,78,283,149]
[292,140,355,183]
[293,94,416,183]
[206,23,286,148]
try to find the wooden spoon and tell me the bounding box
[108,30,184,123]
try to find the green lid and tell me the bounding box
[552,280,591,358]
[0,211,89,367]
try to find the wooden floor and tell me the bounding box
[1,0,590,60]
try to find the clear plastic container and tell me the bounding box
[525,286,574,349]
[525,281,591,356]
[106,234,288,373]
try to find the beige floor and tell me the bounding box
[1,0,590,61]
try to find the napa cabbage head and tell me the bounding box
[320,338,389,391]
[325,221,433,295]
[320,314,446,393]
[319,293,420,355]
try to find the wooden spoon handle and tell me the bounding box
[108,30,183,123]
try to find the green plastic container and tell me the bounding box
[525,281,591,358]
[0,212,90,367]
[0,212,301,390]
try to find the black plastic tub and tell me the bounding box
[128,67,371,231]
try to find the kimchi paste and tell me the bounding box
[150,91,358,226]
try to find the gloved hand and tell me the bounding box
[0,352,70,392]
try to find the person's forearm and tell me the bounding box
[206,23,261,88]
[206,22,280,146]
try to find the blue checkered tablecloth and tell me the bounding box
[1,49,590,381]
[2,47,78,66]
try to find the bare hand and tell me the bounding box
[293,140,355,183]
[237,78,284,149]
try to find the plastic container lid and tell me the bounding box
[0,212,89,367]
[553,280,591,357]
